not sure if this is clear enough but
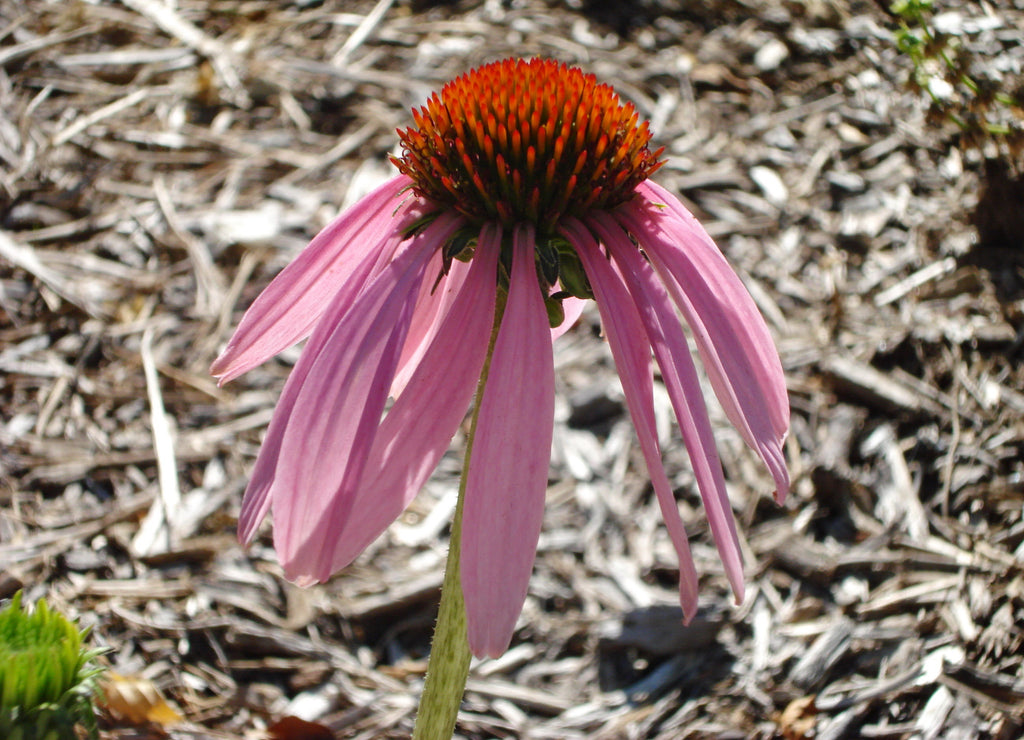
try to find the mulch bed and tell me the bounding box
[2,0,1022,738]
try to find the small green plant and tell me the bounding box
[892,0,1023,168]
[0,592,106,740]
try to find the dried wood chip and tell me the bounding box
[820,355,945,417]
[790,616,855,690]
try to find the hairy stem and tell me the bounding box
[412,287,508,740]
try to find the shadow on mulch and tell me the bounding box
[597,605,733,701]
[970,159,1024,305]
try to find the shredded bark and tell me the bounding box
[1,0,1022,738]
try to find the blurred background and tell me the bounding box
[1,0,1022,737]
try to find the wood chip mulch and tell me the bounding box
[1,0,1022,738]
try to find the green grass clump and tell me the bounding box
[0,592,105,740]
[892,0,1023,169]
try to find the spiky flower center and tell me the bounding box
[393,58,664,235]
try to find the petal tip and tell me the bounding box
[680,600,697,627]
[209,354,236,385]
[467,625,513,660]
[471,645,505,660]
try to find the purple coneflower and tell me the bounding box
[212,58,789,659]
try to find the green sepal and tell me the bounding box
[554,241,593,300]
[544,293,566,328]
[534,236,561,289]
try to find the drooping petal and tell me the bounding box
[463,224,555,658]
[237,453,274,546]
[236,216,414,546]
[256,213,463,583]
[621,182,790,502]
[390,251,471,398]
[563,217,701,620]
[319,225,501,572]
[635,181,790,425]
[211,175,417,384]
[551,296,586,342]
[588,211,745,603]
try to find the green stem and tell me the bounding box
[412,288,508,740]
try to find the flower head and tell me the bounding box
[212,58,790,658]
[393,58,662,233]
[0,592,105,739]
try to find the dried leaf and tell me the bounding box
[775,695,817,740]
[98,672,183,727]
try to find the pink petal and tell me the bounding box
[318,224,501,572]
[390,251,470,398]
[621,183,790,502]
[463,224,555,658]
[211,175,417,384]
[270,250,441,579]
[551,296,586,341]
[246,213,463,582]
[563,217,701,620]
[236,220,414,545]
[588,211,745,604]
[237,222,411,545]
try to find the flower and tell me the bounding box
[212,58,790,658]
[0,592,106,739]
